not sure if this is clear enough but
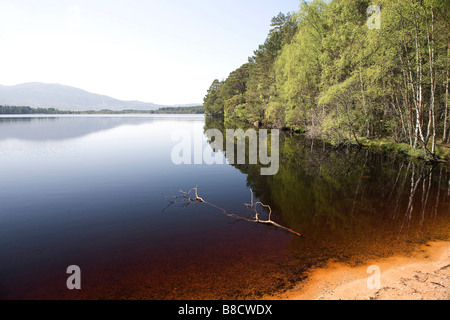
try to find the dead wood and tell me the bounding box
[163,187,302,237]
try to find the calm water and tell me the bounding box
[0,115,449,300]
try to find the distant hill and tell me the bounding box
[0,83,171,111]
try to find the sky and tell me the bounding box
[0,0,300,105]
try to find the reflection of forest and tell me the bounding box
[204,116,450,265]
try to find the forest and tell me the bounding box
[203,0,449,160]
[0,105,204,115]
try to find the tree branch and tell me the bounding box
[163,187,302,237]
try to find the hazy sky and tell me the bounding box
[0,0,300,105]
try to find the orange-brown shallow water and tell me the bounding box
[6,205,449,301]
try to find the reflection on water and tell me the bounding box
[0,115,448,300]
[204,116,450,265]
[0,114,203,141]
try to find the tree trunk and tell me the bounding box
[425,6,436,155]
[444,43,449,143]
[414,18,426,155]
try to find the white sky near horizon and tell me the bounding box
[0,0,300,105]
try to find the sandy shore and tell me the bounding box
[265,241,450,300]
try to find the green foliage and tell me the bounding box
[154,106,205,114]
[203,12,298,125]
[204,0,450,159]
[204,79,224,117]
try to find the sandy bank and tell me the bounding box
[265,241,450,300]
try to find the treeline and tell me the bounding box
[0,106,72,114]
[156,106,204,114]
[0,105,205,115]
[204,0,450,158]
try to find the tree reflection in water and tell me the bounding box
[204,116,450,265]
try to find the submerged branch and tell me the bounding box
[163,187,302,237]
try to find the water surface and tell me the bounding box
[0,115,449,299]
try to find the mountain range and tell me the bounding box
[0,83,199,111]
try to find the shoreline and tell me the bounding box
[264,240,450,300]
[216,116,450,163]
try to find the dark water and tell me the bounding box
[0,115,449,300]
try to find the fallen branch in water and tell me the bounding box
[162,187,302,237]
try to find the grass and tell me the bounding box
[359,137,450,162]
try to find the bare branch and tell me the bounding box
[164,187,302,237]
